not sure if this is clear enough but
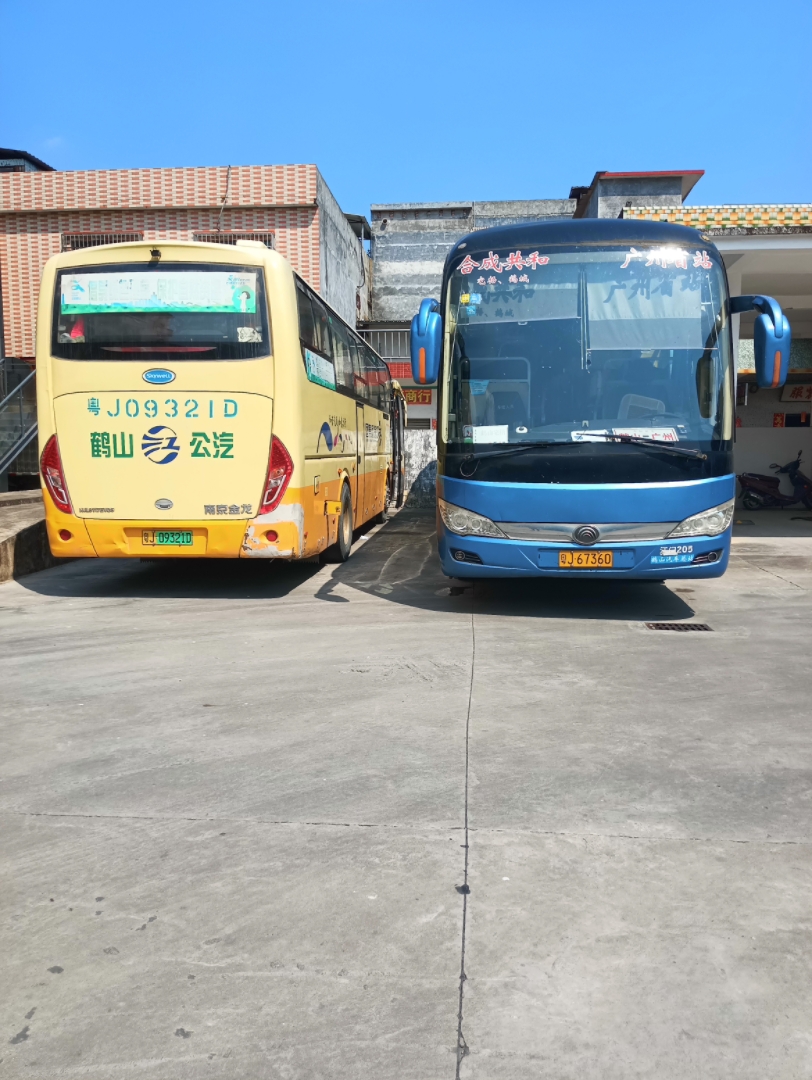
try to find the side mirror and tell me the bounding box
[410,298,441,384]
[730,294,791,389]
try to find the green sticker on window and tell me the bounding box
[305,348,336,390]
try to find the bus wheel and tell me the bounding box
[323,483,353,562]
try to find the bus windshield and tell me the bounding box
[445,243,733,451]
[52,262,270,361]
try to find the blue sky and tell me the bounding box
[2,0,810,213]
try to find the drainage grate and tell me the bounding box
[645,622,713,632]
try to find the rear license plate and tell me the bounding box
[559,550,614,568]
[142,530,193,547]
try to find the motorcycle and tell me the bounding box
[738,451,812,510]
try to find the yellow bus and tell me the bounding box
[36,239,402,562]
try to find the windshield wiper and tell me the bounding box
[457,435,706,476]
[575,433,707,460]
[457,441,562,477]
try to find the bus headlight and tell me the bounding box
[439,498,506,538]
[667,498,735,538]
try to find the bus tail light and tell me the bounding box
[259,436,293,514]
[40,435,73,514]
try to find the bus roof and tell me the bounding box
[447,217,711,268]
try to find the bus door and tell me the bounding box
[390,385,406,507]
[355,401,365,522]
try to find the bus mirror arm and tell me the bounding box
[416,298,440,335]
[730,294,791,389]
[730,294,784,337]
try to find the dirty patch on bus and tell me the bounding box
[242,504,305,558]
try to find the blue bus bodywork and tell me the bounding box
[438,474,733,579]
[411,219,789,580]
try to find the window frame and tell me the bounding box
[51,261,271,362]
[294,274,392,414]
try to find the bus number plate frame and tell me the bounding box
[142,530,194,547]
[558,550,614,568]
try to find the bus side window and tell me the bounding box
[310,295,333,359]
[330,317,355,393]
[381,363,392,416]
[351,339,370,403]
[365,347,384,411]
[296,281,319,353]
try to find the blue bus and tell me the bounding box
[410,219,791,579]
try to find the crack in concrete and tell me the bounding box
[456,597,475,1078]
[0,809,465,831]
[748,562,805,590]
[4,811,806,845]
[473,825,812,845]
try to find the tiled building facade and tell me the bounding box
[0,164,366,360]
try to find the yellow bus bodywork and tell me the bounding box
[36,241,389,560]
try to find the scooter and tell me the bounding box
[738,451,812,510]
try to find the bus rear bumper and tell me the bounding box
[438,529,731,579]
[81,519,251,558]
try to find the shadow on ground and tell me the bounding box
[15,549,322,601]
[320,510,695,621]
[16,509,695,622]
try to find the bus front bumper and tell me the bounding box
[438,528,731,579]
[436,474,736,580]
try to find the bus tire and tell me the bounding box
[323,483,353,563]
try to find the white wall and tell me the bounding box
[734,429,812,492]
[315,171,366,326]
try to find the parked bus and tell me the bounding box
[411,219,791,579]
[37,239,400,562]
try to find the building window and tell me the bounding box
[61,233,144,251]
[407,417,432,430]
[359,329,410,359]
[0,165,25,173]
[193,232,275,248]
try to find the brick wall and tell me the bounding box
[0,165,321,358]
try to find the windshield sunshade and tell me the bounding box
[446,244,732,450]
[52,262,270,361]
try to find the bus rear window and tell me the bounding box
[52,262,270,360]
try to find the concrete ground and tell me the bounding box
[1,511,811,1079]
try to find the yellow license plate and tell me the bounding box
[559,550,614,568]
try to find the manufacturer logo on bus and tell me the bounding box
[142,368,176,385]
[142,426,181,464]
[572,525,600,546]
